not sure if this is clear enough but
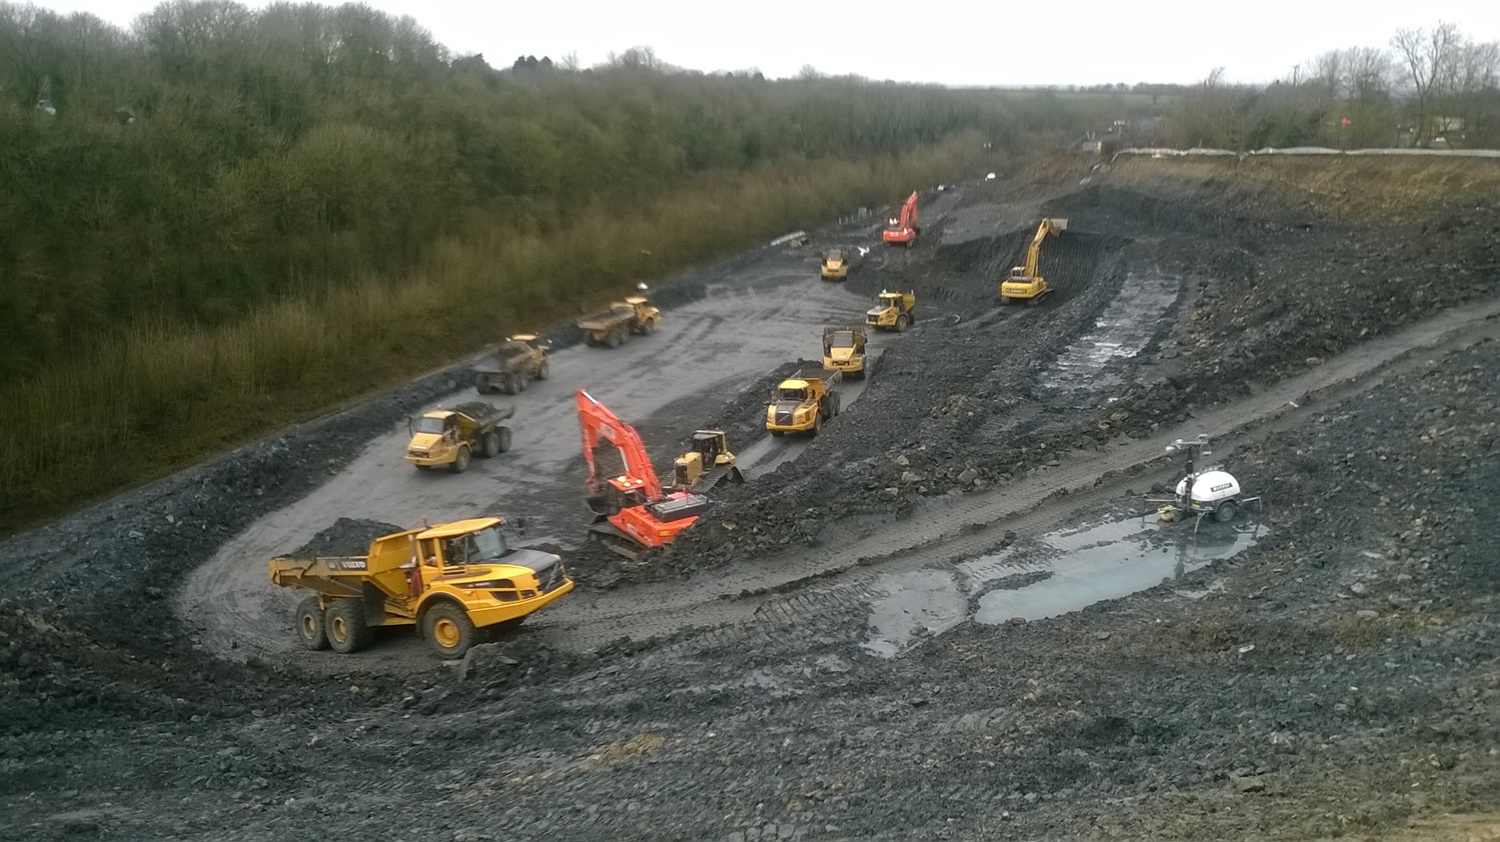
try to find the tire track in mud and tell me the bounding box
[532,299,1500,652]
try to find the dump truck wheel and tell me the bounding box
[643,319,656,335]
[326,599,371,654]
[516,373,528,392]
[295,597,328,651]
[1214,501,1238,523]
[497,426,513,452]
[422,602,476,659]
[895,314,909,332]
[476,377,493,395]
[832,393,842,417]
[451,445,471,473]
[537,359,550,380]
[502,375,518,395]
[812,413,822,436]
[481,430,502,458]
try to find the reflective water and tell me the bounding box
[861,517,1266,657]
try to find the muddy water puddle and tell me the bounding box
[1045,273,1180,392]
[861,518,1266,657]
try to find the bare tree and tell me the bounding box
[1346,46,1393,104]
[1391,22,1462,143]
[1311,49,1344,99]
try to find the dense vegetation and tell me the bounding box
[0,1,1110,531]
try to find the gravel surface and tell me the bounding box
[2,153,1498,841]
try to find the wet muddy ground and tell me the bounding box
[2,153,1498,840]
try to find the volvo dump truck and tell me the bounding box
[1000,218,1067,306]
[882,192,919,248]
[577,296,662,348]
[820,248,850,281]
[866,290,916,332]
[405,403,514,473]
[822,326,868,379]
[268,516,573,659]
[672,431,744,493]
[766,367,842,437]
[476,334,550,395]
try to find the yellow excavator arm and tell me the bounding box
[1023,218,1067,277]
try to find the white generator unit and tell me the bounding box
[1156,435,1255,525]
[1173,469,1242,523]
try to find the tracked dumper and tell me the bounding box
[268,517,573,659]
[766,367,842,437]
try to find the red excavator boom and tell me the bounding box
[881,191,920,247]
[576,388,662,502]
[574,389,710,557]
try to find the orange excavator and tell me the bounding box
[575,389,712,560]
[882,191,920,248]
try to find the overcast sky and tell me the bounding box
[31,0,1500,87]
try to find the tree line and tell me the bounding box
[0,1,1091,387]
[1154,22,1499,150]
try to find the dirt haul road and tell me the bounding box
[4,152,1500,842]
[178,236,895,664]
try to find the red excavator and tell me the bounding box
[575,389,712,560]
[882,191,920,248]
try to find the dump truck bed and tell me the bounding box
[575,309,633,330]
[451,402,515,427]
[788,367,843,386]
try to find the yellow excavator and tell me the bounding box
[1000,218,1067,306]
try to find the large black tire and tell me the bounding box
[295,597,328,651]
[895,314,909,332]
[536,359,550,380]
[516,372,528,392]
[811,412,823,437]
[503,375,519,395]
[481,430,501,458]
[422,602,477,659]
[476,377,494,395]
[607,331,622,349]
[643,319,656,335]
[451,445,471,473]
[1215,500,1238,523]
[496,426,513,452]
[325,599,372,654]
[831,393,842,417]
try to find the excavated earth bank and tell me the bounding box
[1,153,1498,840]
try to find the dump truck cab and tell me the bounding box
[269,516,573,658]
[866,290,916,332]
[820,248,849,281]
[766,368,842,436]
[822,326,868,379]
[624,296,660,327]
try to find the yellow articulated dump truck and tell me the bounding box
[822,325,868,380]
[865,290,916,332]
[405,403,514,473]
[766,367,842,437]
[576,295,662,348]
[820,248,850,281]
[269,516,573,659]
